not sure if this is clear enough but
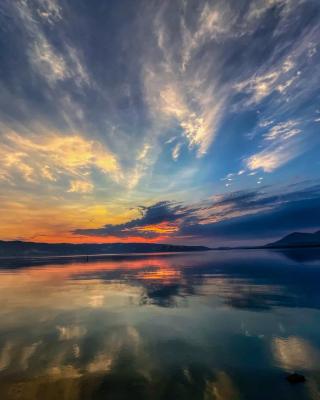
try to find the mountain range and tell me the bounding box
[0,230,319,258]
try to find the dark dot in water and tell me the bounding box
[286,373,306,384]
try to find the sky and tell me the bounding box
[0,0,320,246]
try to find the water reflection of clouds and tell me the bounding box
[0,251,320,399]
[205,371,240,400]
[57,326,86,341]
[272,336,320,371]
[272,336,320,400]
[2,250,320,313]
[197,277,288,310]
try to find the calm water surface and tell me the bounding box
[0,249,320,400]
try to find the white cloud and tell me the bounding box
[41,165,56,181]
[276,76,297,93]
[67,46,91,87]
[5,0,319,197]
[30,36,67,83]
[15,0,90,87]
[144,45,225,156]
[172,142,182,161]
[245,119,303,173]
[140,1,242,158]
[137,143,151,161]
[263,120,301,141]
[144,0,309,159]
[246,141,298,172]
[180,2,233,70]
[36,0,62,24]
[29,37,90,88]
[246,0,303,24]
[68,180,94,193]
[234,60,296,104]
[0,130,123,189]
[307,43,317,58]
[259,119,274,127]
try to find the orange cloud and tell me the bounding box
[137,221,179,234]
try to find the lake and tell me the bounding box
[0,249,320,400]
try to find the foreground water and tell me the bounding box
[0,249,320,400]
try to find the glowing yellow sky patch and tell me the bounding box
[0,194,138,242]
[1,131,121,184]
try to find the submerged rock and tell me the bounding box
[286,373,306,384]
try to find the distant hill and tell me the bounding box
[266,231,320,248]
[0,241,210,258]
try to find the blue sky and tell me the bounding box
[0,0,319,245]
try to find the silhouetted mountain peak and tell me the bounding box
[267,230,320,248]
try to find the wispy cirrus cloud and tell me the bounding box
[68,180,94,194]
[12,0,90,88]
[246,141,298,173]
[143,47,225,157]
[0,129,122,192]
[35,0,62,24]
[143,1,236,157]
[234,59,297,105]
[245,119,303,172]
[263,120,301,141]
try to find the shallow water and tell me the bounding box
[0,249,320,400]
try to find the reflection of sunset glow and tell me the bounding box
[0,256,177,282]
[0,256,185,320]
[137,267,181,283]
